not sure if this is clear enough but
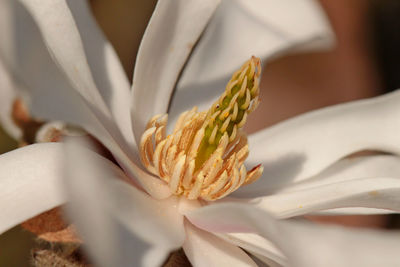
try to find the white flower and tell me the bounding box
[1,0,400,267]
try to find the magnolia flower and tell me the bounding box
[1,0,400,267]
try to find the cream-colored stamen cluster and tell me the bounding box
[140,56,263,201]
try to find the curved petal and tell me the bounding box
[0,0,168,197]
[314,207,397,216]
[272,156,400,216]
[0,59,20,139]
[254,177,400,218]
[187,203,400,267]
[65,0,134,147]
[0,0,21,140]
[234,156,400,216]
[0,143,66,235]
[217,233,286,266]
[16,0,122,127]
[131,0,221,144]
[279,221,400,267]
[279,155,400,193]
[64,143,185,267]
[250,253,283,267]
[235,90,400,197]
[182,221,257,267]
[168,0,333,124]
[14,0,132,149]
[0,1,121,154]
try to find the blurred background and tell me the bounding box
[1,0,400,265]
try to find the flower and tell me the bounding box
[1,0,400,267]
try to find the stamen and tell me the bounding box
[140,127,156,170]
[155,126,165,146]
[187,171,204,200]
[182,159,195,189]
[170,155,186,193]
[154,139,167,178]
[146,114,163,129]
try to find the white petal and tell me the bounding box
[0,59,20,139]
[65,0,134,148]
[279,155,400,193]
[0,0,13,58]
[217,233,286,266]
[235,90,400,197]
[314,207,397,216]
[0,0,128,157]
[0,0,94,124]
[183,221,257,267]
[229,200,398,217]
[9,0,135,159]
[64,143,185,267]
[0,143,65,234]
[16,0,126,129]
[131,0,221,144]
[169,0,333,124]
[0,0,168,196]
[250,253,283,267]
[279,222,400,267]
[186,203,400,267]
[255,177,400,218]
[0,0,21,140]
[268,156,400,216]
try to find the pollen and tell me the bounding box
[140,56,263,201]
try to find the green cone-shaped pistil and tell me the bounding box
[194,56,261,170]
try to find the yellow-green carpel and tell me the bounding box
[195,56,261,170]
[140,56,263,200]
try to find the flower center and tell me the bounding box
[140,56,263,200]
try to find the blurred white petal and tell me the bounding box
[187,203,400,267]
[66,0,134,149]
[16,0,113,122]
[250,253,283,267]
[235,90,400,197]
[0,143,65,234]
[279,221,400,267]
[313,207,397,216]
[0,0,124,155]
[279,155,400,193]
[131,0,221,144]
[169,0,333,124]
[64,143,185,267]
[182,221,257,267]
[255,177,400,218]
[217,233,286,266]
[14,0,134,152]
[0,59,20,139]
[233,155,400,215]
[1,0,172,197]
